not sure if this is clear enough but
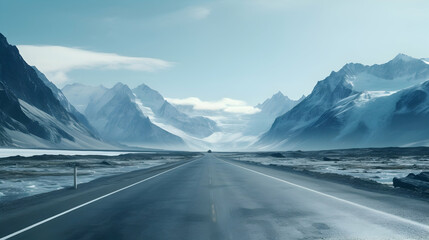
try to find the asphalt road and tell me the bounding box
[2,154,429,240]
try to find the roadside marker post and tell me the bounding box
[74,166,77,189]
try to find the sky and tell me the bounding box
[1,0,429,105]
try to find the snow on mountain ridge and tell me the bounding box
[33,66,98,137]
[84,83,185,149]
[311,80,429,148]
[258,54,429,150]
[392,53,416,62]
[133,83,219,139]
[242,91,304,136]
[0,32,110,149]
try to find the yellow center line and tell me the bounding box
[211,204,217,222]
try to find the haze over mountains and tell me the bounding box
[84,83,185,149]
[63,82,305,150]
[133,84,219,139]
[2,31,429,151]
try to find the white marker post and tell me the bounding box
[74,166,77,189]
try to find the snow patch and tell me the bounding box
[0,148,137,158]
[346,72,425,92]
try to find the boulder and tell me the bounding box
[393,172,429,193]
[270,152,285,158]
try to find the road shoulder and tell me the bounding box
[0,156,200,238]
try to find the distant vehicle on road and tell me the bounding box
[207,150,212,153]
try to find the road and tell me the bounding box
[1,154,429,239]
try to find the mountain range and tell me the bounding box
[132,84,219,139]
[83,83,185,149]
[2,30,429,151]
[258,54,429,150]
[62,82,222,150]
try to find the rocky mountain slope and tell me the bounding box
[0,33,111,149]
[258,54,429,150]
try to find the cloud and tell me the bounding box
[187,7,211,20]
[246,0,309,10]
[166,97,260,114]
[17,45,173,85]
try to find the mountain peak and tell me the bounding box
[274,91,284,97]
[110,83,134,99]
[135,83,150,90]
[256,90,301,116]
[132,83,165,111]
[0,32,7,46]
[112,82,129,91]
[134,83,163,96]
[392,53,416,62]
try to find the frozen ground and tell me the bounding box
[0,148,138,158]
[0,152,200,203]
[219,147,429,185]
[3,147,428,204]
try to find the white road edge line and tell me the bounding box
[0,159,197,240]
[222,159,429,232]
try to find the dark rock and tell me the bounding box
[414,172,429,182]
[100,160,113,166]
[322,157,339,161]
[393,172,429,193]
[270,152,285,158]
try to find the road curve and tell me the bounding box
[1,154,429,239]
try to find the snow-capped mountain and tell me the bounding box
[62,83,107,113]
[256,91,304,117]
[63,82,216,149]
[84,83,185,149]
[243,92,304,135]
[0,33,111,149]
[133,84,219,138]
[295,81,429,149]
[161,90,302,150]
[258,54,429,150]
[259,69,357,146]
[132,84,165,112]
[32,67,98,136]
